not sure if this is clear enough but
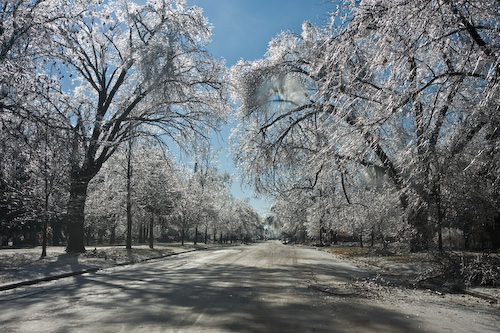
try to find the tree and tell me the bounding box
[0,128,34,246]
[315,0,500,250]
[233,199,262,242]
[29,0,228,252]
[86,139,181,247]
[133,141,179,248]
[170,172,197,246]
[230,1,500,251]
[190,146,233,244]
[30,116,71,256]
[1,2,85,250]
[125,133,134,249]
[85,149,127,245]
[0,106,70,250]
[0,0,71,113]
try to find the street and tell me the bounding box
[1,241,498,332]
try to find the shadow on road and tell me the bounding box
[1,258,426,332]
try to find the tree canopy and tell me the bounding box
[231,0,500,250]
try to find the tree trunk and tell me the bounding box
[98,229,105,244]
[409,208,431,252]
[149,213,154,249]
[124,128,135,250]
[204,225,208,244]
[41,123,49,258]
[41,178,49,258]
[138,222,144,243]
[194,226,198,245]
[126,139,133,250]
[110,225,116,245]
[433,182,443,252]
[66,176,89,253]
[331,230,337,245]
[437,221,443,251]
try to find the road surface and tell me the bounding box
[0,241,498,332]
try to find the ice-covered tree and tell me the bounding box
[0,105,70,250]
[25,0,229,252]
[231,0,500,251]
[0,0,73,113]
[86,139,180,246]
[315,0,500,250]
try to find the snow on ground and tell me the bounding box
[323,245,500,305]
[1,242,499,306]
[0,244,197,287]
[0,242,499,332]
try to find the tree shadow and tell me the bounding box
[1,245,498,332]
[1,262,430,332]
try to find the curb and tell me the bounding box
[0,248,198,292]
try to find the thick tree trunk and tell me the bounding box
[126,206,132,249]
[409,208,431,252]
[66,176,89,253]
[194,226,198,245]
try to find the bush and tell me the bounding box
[429,252,500,288]
[461,253,500,287]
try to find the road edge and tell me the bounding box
[0,248,198,292]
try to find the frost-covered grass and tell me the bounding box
[0,244,196,286]
[324,244,500,290]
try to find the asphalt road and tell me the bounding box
[0,241,498,332]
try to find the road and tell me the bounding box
[0,241,498,332]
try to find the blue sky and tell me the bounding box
[187,0,334,216]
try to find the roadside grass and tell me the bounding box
[323,243,500,290]
[0,243,202,286]
[327,245,371,257]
